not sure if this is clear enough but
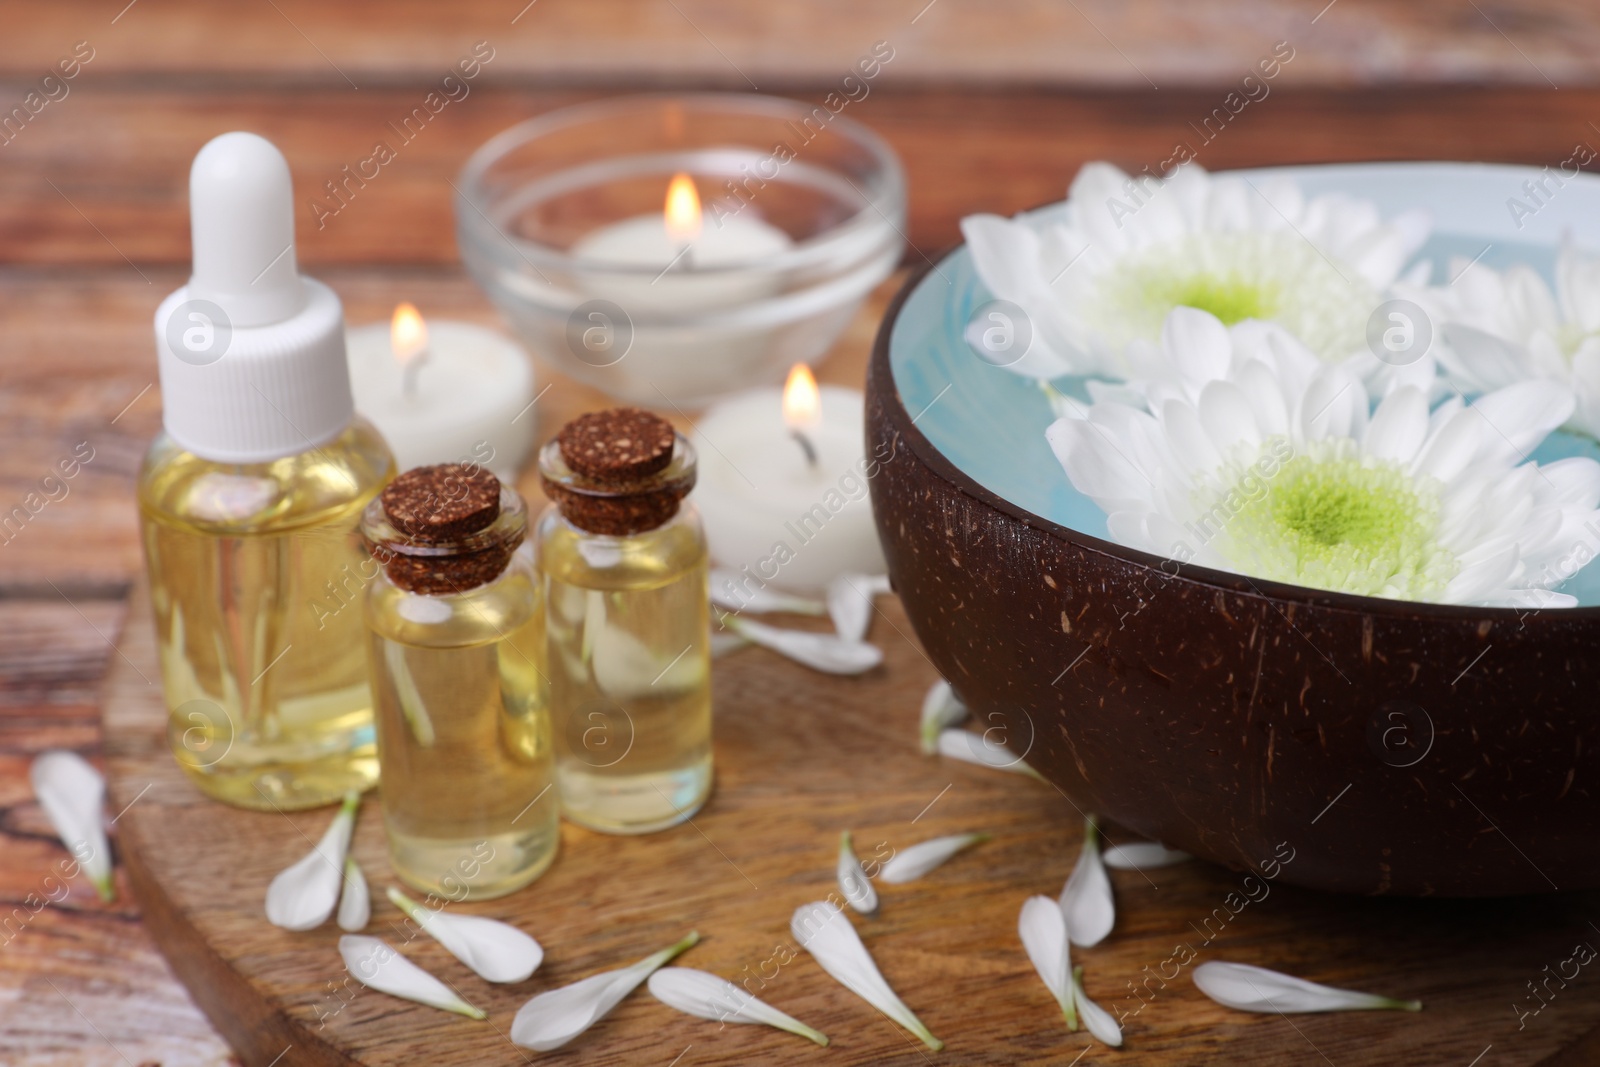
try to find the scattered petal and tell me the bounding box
[29,751,114,902]
[879,833,989,884]
[337,856,369,932]
[1193,961,1423,1014]
[339,934,485,1019]
[385,641,436,746]
[1019,895,1076,1030]
[827,573,890,643]
[919,679,968,754]
[1072,966,1123,1047]
[1102,840,1191,870]
[709,631,750,658]
[1060,818,1114,947]
[936,728,1042,778]
[387,886,543,984]
[837,831,879,914]
[265,791,359,931]
[709,570,827,616]
[648,967,829,1046]
[791,900,942,1050]
[512,931,699,1050]
[722,615,883,675]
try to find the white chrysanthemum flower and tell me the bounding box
[1408,245,1600,439]
[961,162,1430,387]
[1046,308,1600,607]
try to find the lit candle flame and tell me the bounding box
[390,303,428,365]
[664,172,702,244]
[783,364,821,430]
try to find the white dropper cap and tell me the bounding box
[154,131,355,464]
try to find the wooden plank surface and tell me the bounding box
[99,585,1600,1066]
[7,88,1600,270]
[1,0,1598,88]
[0,598,235,1067]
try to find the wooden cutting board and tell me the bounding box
[102,588,1600,1066]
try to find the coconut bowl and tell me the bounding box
[867,163,1600,896]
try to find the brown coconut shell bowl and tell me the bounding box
[866,168,1600,896]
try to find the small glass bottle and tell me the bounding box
[140,132,395,811]
[536,408,713,834]
[362,464,559,900]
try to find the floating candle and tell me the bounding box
[694,365,887,595]
[565,173,796,405]
[571,171,794,313]
[347,305,536,479]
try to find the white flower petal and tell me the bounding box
[936,728,1041,778]
[1468,378,1575,464]
[1072,966,1123,1046]
[879,833,989,884]
[1019,895,1076,1028]
[1102,840,1191,870]
[709,631,750,658]
[722,615,882,674]
[387,886,543,983]
[336,856,369,932]
[648,967,828,1045]
[512,932,700,1051]
[29,751,113,902]
[265,791,359,931]
[339,934,485,1019]
[826,573,890,643]
[837,831,879,914]
[709,570,826,616]
[1193,961,1422,1014]
[1364,386,1428,464]
[1060,819,1114,948]
[1163,307,1233,383]
[790,900,941,1050]
[919,679,968,754]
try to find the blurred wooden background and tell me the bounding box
[3,1,1600,1062]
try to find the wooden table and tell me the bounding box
[4,2,1600,1063]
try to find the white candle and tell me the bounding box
[693,365,886,594]
[346,305,536,479]
[566,173,795,405]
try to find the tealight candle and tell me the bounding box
[567,173,796,404]
[693,365,886,594]
[347,304,536,479]
[571,172,794,314]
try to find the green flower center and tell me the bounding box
[1087,232,1375,363]
[1144,271,1277,326]
[1556,323,1600,360]
[1209,441,1459,600]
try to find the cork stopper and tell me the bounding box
[540,408,696,537]
[558,408,676,484]
[380,464,501,540]
[362,464,526,597]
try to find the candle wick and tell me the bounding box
[401,348,428,401]
[791,428,818,468]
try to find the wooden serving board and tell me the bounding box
[103,588,1600,1066]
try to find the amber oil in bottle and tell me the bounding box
[363,464,558,899]
[537,408,712,834]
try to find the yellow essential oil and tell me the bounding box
[536,409,712,834]
[141,421,393,813]
[362,464,558,899]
